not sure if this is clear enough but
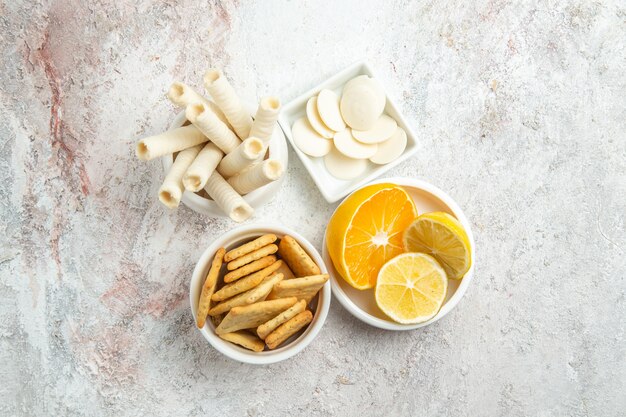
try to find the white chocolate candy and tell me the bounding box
[324,147,368,180]
[167,82,231,127]
[203,69,253,139]
[370,127,407,165]
[343,75,385,111]
[352,115,397,144]
[186,103,241,154]
[158,145,203,208]
[227,159,284,195]
[291,117,333,157]
[217,137,264,178]
[182,142,223,192]
[204,171,254,222]
[250,96,281,145]
[316,89,345,132]
[333,129,378,159]
[306,96,334,138]
[340,81,385,131]
[136,125,208,161]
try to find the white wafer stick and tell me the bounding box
[217,137,264,178]
[227,160,284,195]
[204,171,254,222]
[183,142,224,192]
[158,145,202,208]
[250,96,281,145]
[186,103,241,154]
[136,125,208,161]
[203,69,252,139]
[167,82,231,128]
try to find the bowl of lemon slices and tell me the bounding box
[322,177,474,330]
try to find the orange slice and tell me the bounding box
[326,183,417,289]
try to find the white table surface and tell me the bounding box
[1,1,625,416]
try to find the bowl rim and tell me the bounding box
[163,107,288,217]
[190,223,331,364]
[277,60,420,203]
[323,176,475,331]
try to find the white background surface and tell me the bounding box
[1,1,625,416]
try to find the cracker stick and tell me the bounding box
[226,244,278,271]
[267,274,329,302]
[257,299,307,340]
[218,331,265,352]
[274,259,295,279]
[221,263,283,299]
[215,297,298,335]
[277,235,321,276]
[211,272,265,302]
[223,255,276,283]
[208,273,284,316]
[224,234,278,262]
[196,248,226,328]
[265,310,313,350]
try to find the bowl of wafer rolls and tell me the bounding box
[135,69,288,222]
[191,224,331,364]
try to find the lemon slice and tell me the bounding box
[402,212,471,280]
[375,253,447,324]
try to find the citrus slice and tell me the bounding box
[375,253,447,324]
[402,212,471,280]
[326,183,417,289]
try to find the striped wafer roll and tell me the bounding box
[183,142,224,192]
[250,96,281,145]
[227,159,284,195]
[217,137,264,178]
[204,171,254,222]
[186,103,241,154]
[158,145,203,208]
[203,69,252,139]
[167,82,231,127]
[136,125,208,161]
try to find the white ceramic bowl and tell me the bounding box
[163,108,289,218]
[190,223,331,364]
[322,177,475,331]
[278,61,420,203]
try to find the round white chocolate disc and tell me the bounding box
[343,75,385,110]
[333,129,378,159]
[340,83,385,131]
[324,147,368,180]
[292,117,332,157]
[369,127,407,165]
[306,96,334,138]
[317,89,346,132]
[352,115,398,144]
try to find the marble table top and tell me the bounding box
[1,1,625,416]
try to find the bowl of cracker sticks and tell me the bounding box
[191,224,331,364]
[134,69,288,222]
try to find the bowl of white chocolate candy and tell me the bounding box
[278,61,419,203]
[135,69,288,222]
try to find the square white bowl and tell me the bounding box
[278,61,420,203]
